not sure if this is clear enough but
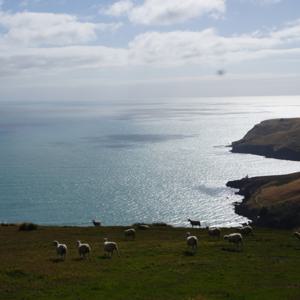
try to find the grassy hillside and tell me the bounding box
[0,225,300,300]
[231,118,300,161]
[227,172,300,228]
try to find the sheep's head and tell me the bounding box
[53,240,59,246]
[186,232,191,237]
[76,240,81,246]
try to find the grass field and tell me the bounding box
[0,225,299,300]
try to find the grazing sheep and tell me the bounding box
[186,232,198,252]
[207,227,221,238]
[53,240,67,260]
[224,233,243,250]
[294,232,300,240]
[137,224,150,230]
[92,219,101,227]
[188,219,201,228]
[104,238,120,257]
[124,228,136,240]
[77,240,91,259]
[238,225,253,236]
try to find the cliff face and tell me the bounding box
[231,118,300,161]
[227,172,300,229]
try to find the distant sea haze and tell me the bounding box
[1,96,300,227]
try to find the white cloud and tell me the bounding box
[104,0,134,17]
[127,22,300,65]
[105,0,226,25]
[0,11,122,46]
[0,11,300,77]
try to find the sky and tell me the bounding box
[0,0,300,101]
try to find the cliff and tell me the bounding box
[227,172,300,228]
[231,118,300,161]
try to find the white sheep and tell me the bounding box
[294,232,300,240]
[104,238,120,257]
[53,240,67,260]
[77,240,91,259]
[237,225,253,235]
[124,228,136,240]
[186,232,198,252]
[224,233,243,250]
[137,224,150,230]
[207,227,221,238]
[188,219,201,228]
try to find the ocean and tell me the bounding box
[1,96,300,227]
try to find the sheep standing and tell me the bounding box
[124,228,136,240]
[188,219,201,228]
[186,232,198,252]
[53,240,67,260]
[137,224,150,230]
[92,219,101,227]
[294,232,300,240]
[104,238,120,258]
[238,225,253,236]
[77,240,91,259]
[224,233,243,250]
[207,227,221,238]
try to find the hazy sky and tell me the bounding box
[0,0,300,100]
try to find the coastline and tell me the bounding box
[231,118,300,161]
[228,118,300,228]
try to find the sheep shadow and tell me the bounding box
[50,258,65,263]
[221,247,243,253]
[72,257,86,262]
[99,255,112,259]
[183,250,197,256]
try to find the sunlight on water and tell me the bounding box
[0,96,300,227]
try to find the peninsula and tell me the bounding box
[228,118,300,228]
[231,118,300,161]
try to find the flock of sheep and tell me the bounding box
[53,237,120,260]
[52,218,300,260]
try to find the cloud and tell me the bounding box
[0,11,122,46]
[105,0,226,25]
[0,11,300,76]
[127,22,300,65]
[104,0,134,17]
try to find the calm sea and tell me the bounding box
[1,96,300,227]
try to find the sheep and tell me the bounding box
[188,219,201,228]
[186,232,198,252]
[124,228,136,240]
[207,227,221,238]
[224,233,243,250]
[137,224,150,230]
[53,240,67,260]
[104,238,120,258]
[294,232,300,240]
[92,219,101,227]
[237,225,253,236]
[76,240,91,259]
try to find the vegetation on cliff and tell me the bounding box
[231,118,300,161]
[227,172,300,228]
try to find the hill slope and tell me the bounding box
[0,225,300,300]
[227,172,300,228]
[231,118,300,161]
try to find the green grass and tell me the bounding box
[0,226,299,300]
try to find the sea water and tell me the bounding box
[0,96,300,227]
